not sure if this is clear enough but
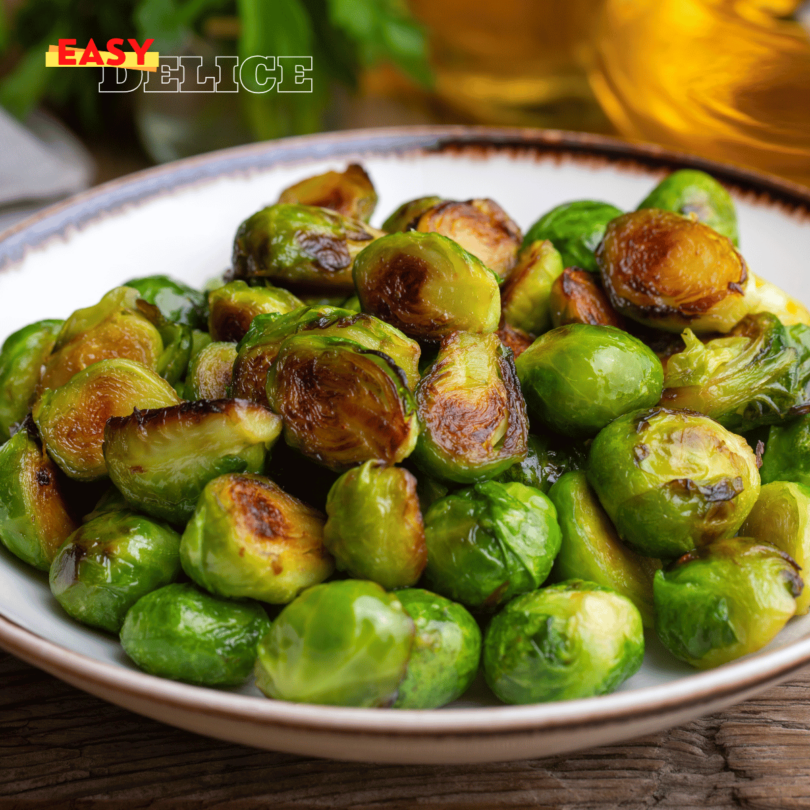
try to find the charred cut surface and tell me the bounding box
[277,164,377,221]
[209,302,257,343]
[295,230,353,274]
[497,320,534,358]
[106,398,250,434]
[227,476,292,542]
[550,268,626,328]
[232,350,276,406]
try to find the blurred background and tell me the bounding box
[1,0,809,230]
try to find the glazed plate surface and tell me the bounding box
[1,127,809,763]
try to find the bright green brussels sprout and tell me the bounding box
[516,324,664,438]
[120,582,271,686]
[548,471,660,626]
[324,461,427,589]
[342,294,361,312]
[492,432,586,493]
[654,537,802,669]
[277,163,378,222]
[104,399,282,524]
[761,414,810,487]
[34,359,181,481]
[741,481,810,615]
[596,209,749,334]
[587,408,761,559]
[423,480,562,611]
[208,280,302,342]
[184,341,238,400]
[523,200,623,273]
[50,510,182,632]
[637,169,739,246]
[0,319,62,440]
[382,196,444,233]
[0,427,78,570]
[548,267,625,329]
[139,301,193,386]
[393,588,481,709]
[500,240,564,334]
[124,275,208,329]
[353,232,501,342]
[483,580,644,704]
[189,328,213,360]
[232,203,384,292]
[40,287,164,390]
[255,580,414,706]
[412,331,527,483]
[181,473,333,603]
[267,334,419,471]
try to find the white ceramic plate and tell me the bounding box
[1,127,809,764]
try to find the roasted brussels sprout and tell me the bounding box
[277,163,378,222]
[423,481,561,611]
[382,196,444,233]
[324,461,426,589]
[761,415,810,487]
[232,203,384,292]
[50,510,181,632]
[267,334,419,471]
[587,407,761,559]
[255,580,414,706]
[181,473,333,603]
[596,209,749,333]
[500,240,565,334]
[139,302,193,386]
[549,471,660,626]
[637,169,739,245]
[654,537,802,669]
[412,331,527,483]
[120,582,271,686]
[40,287,164,390]
[497,320,534,359]
[342,294,361,312]
[741,481,810,614]
[184,341,237,400]
[34,359,181,481]
[208,280,302,342]
[105,399,282,524]
[353,232,501,342]
[0,319,62,440]
[483,580,644,704]
[516,324,664,438]
[124,275,208,329]
[549,267,625,329]
[0,427,78,570]
[745,274,810,327]
[393,588,481,709]
[492,432,586,493]
[523,200,623,273]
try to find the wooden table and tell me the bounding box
[0,651,808,808]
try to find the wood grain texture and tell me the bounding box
[0,653,808,808]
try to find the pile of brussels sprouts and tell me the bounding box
[3,163,810,708]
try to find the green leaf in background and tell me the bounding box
[135,0,232,51]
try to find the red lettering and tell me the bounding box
[78,38,104,66]
[58,39,77,66]
[106,38,125,66]
[128,38,154,66]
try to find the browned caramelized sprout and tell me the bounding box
[277,164,378,222]
[500,240,564,334]
[382,196,444,233]
[184,342,238,400]
[208,281,302,342]
[497,319,534,359]
[549,267,626,328]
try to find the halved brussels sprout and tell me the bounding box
[412,331,528,483]
[483,580,644,704]
[408,198,522,280]
[497,320,534,359]
[492,432,586,493]
[549,267,625,329]
[0,427,78,570]
[40,287,164,390]
[184,341,238,400]
[596,209,749,333]
[587,407,761,558]
[500,240,565,334]
[0,319,62,440]
[181,473,333,603]
[50,510,182,632]
[516,324,664,438]
[382,196,444,233]
[654,537,802,669]
[232,203,384,292]
[761,415,810,487]
[744,274,810,327]
[423,480,561,611]
[393,588,481,709]
[105,399,282,524]
[208,280,303,342]
[267,334,419,471]
[353,232,501,342]
[255,580,414,706]
[741,481,810,614]
[33,358,181,480]
[277,163,378,222]
[548,471,660,626]
[120,582,271,686]
[124,275,208,329]
[523,200,623,273]
[324,461,426,589]
[637,169,739,246]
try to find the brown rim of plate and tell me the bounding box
[1,125,809,736]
